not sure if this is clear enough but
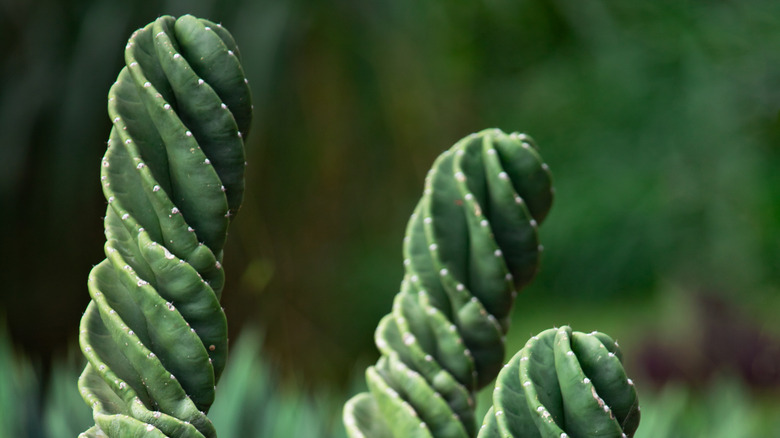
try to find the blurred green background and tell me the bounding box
[1,0,779,436]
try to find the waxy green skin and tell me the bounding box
[344,129,555,438]
[479,326,640,438]
[77,15,251,438]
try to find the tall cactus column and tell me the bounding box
[343,129,555,438]
[77,15,251,438]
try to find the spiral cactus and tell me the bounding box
[343,129,555,437]
[479,326,640,438]
[77,15,251,437]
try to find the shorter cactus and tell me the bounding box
[479,326,640,438]
[344,128,554,437]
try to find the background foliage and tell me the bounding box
[1,0,778,436]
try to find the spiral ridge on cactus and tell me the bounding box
[344,129,554,437]
[77,15,251,438]
[479,326,640,438]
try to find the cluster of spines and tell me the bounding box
[78,15,251,438]
[479,326,640,438]
[344,129,555,437]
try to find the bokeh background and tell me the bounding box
[1,0,779,436]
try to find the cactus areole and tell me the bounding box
[77,15,251,438]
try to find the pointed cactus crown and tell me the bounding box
[479,326,640,438]
[344,129,555,437]
[77,15,251,438]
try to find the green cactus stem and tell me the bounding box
[479,326,640,438]
[344,129,555,438]
[77,14,251,438]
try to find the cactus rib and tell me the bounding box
[478,326,641,438]
[77,15,251,438]
[344,129,554,437]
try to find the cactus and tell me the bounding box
[77,15,251,438]
[343,128,555,437]
[479,326,640,438]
